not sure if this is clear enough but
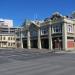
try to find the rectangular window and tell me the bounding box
[3,37,5,40]
[0,36,2,40]
[0,36,1,40]
[3,42,6,45]
[8,43,10,46]
[41,28,48,35]
[13,37,15,40]
[11,43,12,46]
[11,37,12,40]
[53,25,61,33]
[13,43,15,45]
[8,37,10,40]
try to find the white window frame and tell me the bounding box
[67,24,73,33]
[52,25,61,33]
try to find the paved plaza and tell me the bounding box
[0,49,75,75]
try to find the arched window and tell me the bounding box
[67,25,73,33]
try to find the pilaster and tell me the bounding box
[62,22,67,50]
[48,25,52,50]
[27,30,31,49]
[38,28,42,49]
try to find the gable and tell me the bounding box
[51,12,63,21]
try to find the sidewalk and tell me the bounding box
[12,48,75,53]
[1,48,75,54]
[24,48,51,53]
[26,49,75,54]
[54,50,75,54]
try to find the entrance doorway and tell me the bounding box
[31,40,37,48]
[23,40,27,48]
[52,37,62,50]
[41,39,49,49]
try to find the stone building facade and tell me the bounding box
[22,12,75,51]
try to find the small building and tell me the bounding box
[0,27,23,48]
[0,18,22,48]
[0,34,16,48]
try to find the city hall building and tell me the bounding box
[23,12,75,51]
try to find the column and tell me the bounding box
[74,25,75,49]
[27,30,31,49]
[48,25,52,51]
[20,28,23,48]
[62,22,67,50]
[38,28,41,49]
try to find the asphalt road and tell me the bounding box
[0,49,75,75]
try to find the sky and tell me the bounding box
[0,0,75,27]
